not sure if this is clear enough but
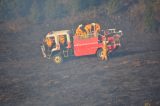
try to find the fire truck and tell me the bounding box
[41,26,122,64]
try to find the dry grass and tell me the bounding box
[131,60,142,67]
[3,17,31,33]
[153,0,160,21]
[128,0,146,32]
[145,60,160,65]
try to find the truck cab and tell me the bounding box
[41,30,72,63]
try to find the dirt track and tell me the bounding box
[0,25,160,106]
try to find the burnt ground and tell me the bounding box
[0,24,160,106]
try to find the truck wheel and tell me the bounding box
[97,49,103,60]
[97,49,108,61]
[53,54,63,64]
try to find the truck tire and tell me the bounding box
[96,49,108,61]
[53,54,63,64]
[97,49,103,60]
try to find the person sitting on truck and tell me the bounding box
[44,37,54,48]
[43,36,55,56]
[84,23,92,35]
[75,24,86,38]
[91,23,101,36]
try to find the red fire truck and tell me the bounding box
[41,28,122,64]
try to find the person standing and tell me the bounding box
[101,37,108,60]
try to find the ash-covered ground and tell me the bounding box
[0,24,160,106]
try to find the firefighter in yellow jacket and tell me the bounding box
[101,37,108,60]
[92,23,101,36]
[75,24,86,38]
[44,37,53,48]
[84,23,92,34]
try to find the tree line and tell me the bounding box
[0,0,159,31]
[0,0,108,21]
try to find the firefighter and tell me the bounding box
[108,34,115,52]
[44,37,54,48]
[59,35,65,45]
[84,23,92,35]
[114,33,121,47]
[75,24,86,38]
[43,36,55,56]
[114,30,122,47]
[101,37,108,60]
[92,23,101,36]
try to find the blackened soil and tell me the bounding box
[0,26,160,106]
